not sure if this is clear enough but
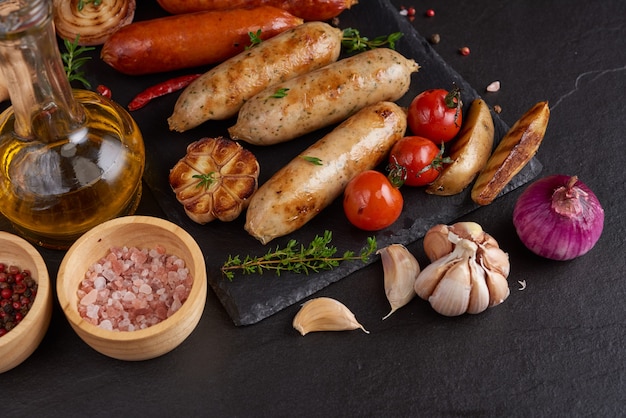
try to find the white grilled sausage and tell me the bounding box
[228,48,419,145]
[245,101,407,244]
[168,22,343,132]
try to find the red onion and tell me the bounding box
[512,175,604,261]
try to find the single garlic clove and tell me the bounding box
[484,269,510,307]
[480,245,510,278]
[414,253,456,300]
[292,297,369,336]
[423,224,453,262]
[467,257,490,314]
[428,259,472,316]
[449,221,485,242]
[378,244,420,320]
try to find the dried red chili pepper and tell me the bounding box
[128,74,202,111]
[96,84,112,99]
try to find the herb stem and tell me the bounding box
[341,28,404,53]
[221,231,377,280]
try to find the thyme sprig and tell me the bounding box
[61,35,94,89]
[221,230,377,280]
[341,28,404,53]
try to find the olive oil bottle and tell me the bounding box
[0,0,145,249]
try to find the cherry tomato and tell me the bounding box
[388,136,450,187]
[343,170,403,231]
[407,87,463,142]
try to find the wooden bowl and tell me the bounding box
[57,216,207,361]
[0,232,52,374]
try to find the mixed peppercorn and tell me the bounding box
[0,263,37,337]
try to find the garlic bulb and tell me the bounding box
[292,297,369,336]
[377,244,420,320]
[414,222,510,316]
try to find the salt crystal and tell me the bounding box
[80,289,98,306]
[86,304,100,319]
[102,268,117,282]
[170,296,182,315]
[139,283,152,294]
[122,291,136,302]
[99,320,113,331]
[94,275,106,290]
[486,81,501,92]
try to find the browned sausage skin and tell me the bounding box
[168,22,343,132]
[229,48,419,145]
[156,0,358,21]
[101,6,303,75]
[245,101,407,244]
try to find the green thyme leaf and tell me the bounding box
[77,0,102,11]
[269,88,290,99]
[246,29,263,49]
[193,172,217,189]
[301,156,323,165]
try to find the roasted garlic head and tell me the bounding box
[169,137,259,224]
[414,222,510,316]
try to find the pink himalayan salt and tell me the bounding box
[77,246,193,332]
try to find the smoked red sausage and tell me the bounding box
[101,6,303,75]
[155,0,358,21]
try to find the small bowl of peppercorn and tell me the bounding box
[0,231,52,374]
[56,215,207,361]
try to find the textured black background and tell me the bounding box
[3,0,625,415]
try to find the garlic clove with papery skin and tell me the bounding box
[467,258,490,314]
[292,297,369,336]
[428,258,472,317]
[483,268,510,307]
[377,244,420,320]
[423,224,453,262]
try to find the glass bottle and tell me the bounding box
[0,0,145,249]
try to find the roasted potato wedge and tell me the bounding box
[471,101,550,205]
[427,99,495,196]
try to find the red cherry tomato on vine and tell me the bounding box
[388,136,450,187]
[407,87,463,142]
[343,170,403,231]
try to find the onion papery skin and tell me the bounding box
[513,175,604,261]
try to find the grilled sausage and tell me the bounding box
[228,48,419,145]
[245,101,407,244]
[100,6,303,75]
[168,21,343,132]
[155,0,358,21]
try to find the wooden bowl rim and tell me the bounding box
[57,215,206,342]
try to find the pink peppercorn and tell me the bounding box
[425,9,435,17]
[459,46,471,56]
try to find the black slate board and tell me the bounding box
[113,0,542,326]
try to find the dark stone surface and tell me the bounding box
[3,0,625,415]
